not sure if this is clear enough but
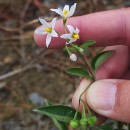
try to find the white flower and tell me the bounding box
[35,18,58,48]
[50,3,77,19]
[60,25,80,44]
[70,54,77,61]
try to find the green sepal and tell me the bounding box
[91,51,114,71]
[65,68,91,79]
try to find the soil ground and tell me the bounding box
[0,0,129,130]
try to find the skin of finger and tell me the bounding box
[72,79,106,124]
[87,79,130,123]
[72,45,129,123]
[96,45,129,80]
[122,70,130,79]
[34,8,130,49]
[72,78,92,111]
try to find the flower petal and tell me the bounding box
[50,8,63,17]
[67,25,74,33]
[35,28,47,34]
[68,3,76,17]
[60,34,71,39]
[39,18,49,27]
[51,30,58,37]
[46,34,52,48]
[69,38,76,43]
[63,5,69,12]
[50,18,57,29]
[75,27,80,34]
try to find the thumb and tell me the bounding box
[86,79,130,123]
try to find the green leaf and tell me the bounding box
[52,119,68,130]
[33,105,81,123]
[91,51,114,71]
[43,101,68,130]
[80,40,96,55]
[65,68,91,79]
[99,123,113,130]
[80,40,96,48]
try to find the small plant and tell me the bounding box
[34,3,129,130]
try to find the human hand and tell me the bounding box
[34,8,130,123]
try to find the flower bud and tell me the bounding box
[70,54,77,61]
[79,48,84,53]
[88,116,97,126]
[80,118,88,126]
[70,119,79,128]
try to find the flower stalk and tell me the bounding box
[71,44,95,81]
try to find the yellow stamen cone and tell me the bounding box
[44,28,52,33]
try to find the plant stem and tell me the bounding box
[79,52,95,81]
[127,123,130,130]
[74,102,80,119]
[77,83,93,117]
[81,99,91,116]
[65,45,71,55]
[71,44,95,81]
[63,19,67,33]
[70,44,95,118]
[79,82,92,101]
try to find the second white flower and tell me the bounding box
[50,3,77,19]
[60,25,80,44]
[35,18,58,48]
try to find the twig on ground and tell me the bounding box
[20,0,33,63]
[0,50,56,81]
[33,0,49,14]
[0,26,20,33]
[0,64,36,81]
[0,31,33,41]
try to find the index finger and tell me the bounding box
[34,8,130,49]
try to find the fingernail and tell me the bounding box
[87,80,117,111]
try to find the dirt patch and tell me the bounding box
[0,0,129,130]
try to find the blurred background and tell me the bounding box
[0,0,129,130]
